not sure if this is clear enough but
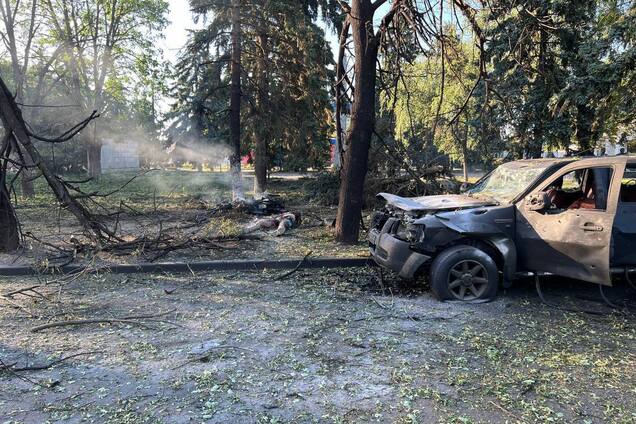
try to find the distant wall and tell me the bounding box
[101,140,140,173]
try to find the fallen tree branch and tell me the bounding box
[3,284,43,298]
[0,76,117,243]
[172,346,254,370]
[30,309,177,332]
[5,351,102,372]
[26,110,100,143]
[274,251,313,281]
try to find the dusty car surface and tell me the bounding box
[368,156,636,301]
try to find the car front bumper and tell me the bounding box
[368,219,431,280]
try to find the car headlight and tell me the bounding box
[406,223,424,242]
[394,222,408,240]
[395,222,424,242]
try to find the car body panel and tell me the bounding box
[368,218,431,279]
[612,160,636,266]
[515,158,625,285]
[434,205,517,281]
[378,193,494,212]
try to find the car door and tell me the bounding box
[515,160,623,285]
[612,161,636,266]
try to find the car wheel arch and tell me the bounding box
[428,244,500,301]
[417,236,516,284]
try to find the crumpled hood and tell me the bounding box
[377,192,494,212]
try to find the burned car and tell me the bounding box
[368,156,636,301]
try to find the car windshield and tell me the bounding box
[468,161,554,203]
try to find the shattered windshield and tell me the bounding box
[468,162,554,203]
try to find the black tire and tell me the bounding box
[430,245,499,301]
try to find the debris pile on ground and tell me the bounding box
[303,168,458,207]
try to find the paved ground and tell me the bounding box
[0,269,635,423]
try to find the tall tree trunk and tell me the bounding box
[15,78,36,198]
[229,0,244,201]
[0,76,112,241]
[253,132,267,195]
[0,186,19,251]
[254,32,269,196]
[87,96,103,179]
[462,146,469,182]
[18,87,35,197]
[0,136,19,251]
[335,1,380,244]
[87,140,102,178]
[334,20,351,173]
[19,97,36,198]
[458,122,469,182]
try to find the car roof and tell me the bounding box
[506,156,634,168]
[500,158,575,170]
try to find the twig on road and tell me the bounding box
[2,351,102,372]
[274,251,313,281]
[30,309,177,332]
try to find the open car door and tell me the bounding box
[515,159,625,285]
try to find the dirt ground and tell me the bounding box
[1,269,635,423]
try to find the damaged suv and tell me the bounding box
[368,156,636,301]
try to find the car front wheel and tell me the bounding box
[430,245,499,301]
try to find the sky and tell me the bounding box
[159,0,198,64]
[159,0,351,65]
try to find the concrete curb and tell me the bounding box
[0,257,376,277]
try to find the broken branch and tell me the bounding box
[30,309,177,332]
[274,251,313,281]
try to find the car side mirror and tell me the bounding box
[526,192,552,211]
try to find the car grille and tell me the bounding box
[371,211,389,230]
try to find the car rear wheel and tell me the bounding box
[430,245,499,301]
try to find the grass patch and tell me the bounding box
[13,170,236,211]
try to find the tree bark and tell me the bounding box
[0,186,19,251]
[335,0,380,244]
[254,32,269,196]
[229,0,244,201]
[86,136,102,178]
[0,135,19,251]
[528,23,548,159]
[0,75,112,242]
[334,19,351,173]
[462,145,469,182]
[0,0,37,197]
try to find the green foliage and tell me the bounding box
[168,0,335,171]
[480,0,636,156]
[0,0,170,172]
[303,171,341,205]
[391,29,486,167]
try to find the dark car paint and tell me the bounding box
[613,202,636,266]
[369,156,636,286]
[515,158,625,284]
[407,205,518,281]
